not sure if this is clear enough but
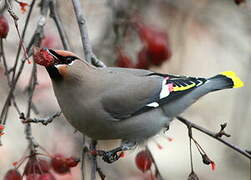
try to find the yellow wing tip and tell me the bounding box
[220,71,244,88]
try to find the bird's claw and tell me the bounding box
[101,151,120,163]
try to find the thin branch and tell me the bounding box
[97,167,106,180]
[71,0,106,67]
[0,39,21,115]
[49,0,71,50]
[21,111,61,125]
[176,116,251,159]
[71,0,92,62]
[146,145,164,180]
[81,136,89,180]
[23,0,51,151]
[90,140,97,180]
[11,0,36,81]
[188,127,194,173]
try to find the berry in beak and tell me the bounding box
[33,47,56,67]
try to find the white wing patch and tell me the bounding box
[160,77,173,99]
[146,78,172,108]
[146,102,159,107]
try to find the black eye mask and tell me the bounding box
[48,49,78,65]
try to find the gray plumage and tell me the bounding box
[42,51,242,144]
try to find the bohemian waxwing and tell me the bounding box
[34,48,244,163]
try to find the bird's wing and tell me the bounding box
[132,73,208,115]
[101,72,163,120]
[101,70,207,120]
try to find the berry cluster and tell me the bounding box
[4,152,79,180]
[116,21,172,69]
[0,15,9,39]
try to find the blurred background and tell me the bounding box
[0,0,251,179]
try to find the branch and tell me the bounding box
[146,145,164,180]
[49,0,71,50]
[11,0,36,81]
[176,116,251,159]
[90,140,97,180]
[20,111,61,125]
[71,0,106,67]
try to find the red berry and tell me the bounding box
[135,48,150,69]
[33,47,55,67]
[135,22,172,66]
[26,174,40,180]
[51,154,70,174]
[4,169,22,180]
[210,161,216,171]
[0,15,9,39]
[38,173,56,180]
[0,124,4,130]
[24,157,51,175]
[116,48,134,68]
[65,157,80,168]
[135,150,153,173]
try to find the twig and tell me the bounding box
[215,123,231,138]
[71,0,106,67]
[146,145,164,180]
[0,39,21,115]
[188,127,194,173]
[20,111,61,125]
[176,116,251,159]
[90,140,97,180]
[97,167,106,180]
[24,47,38,150]
[0,0,37,124]
[71,0,92,62]
[11,0,36,81]
[81,136,89,180]
[49,0,71,50]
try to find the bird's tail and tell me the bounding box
[162,71,243,117]
[208,71,244,91]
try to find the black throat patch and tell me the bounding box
[46,66,63,81]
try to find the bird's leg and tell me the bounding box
[93,141,136,163]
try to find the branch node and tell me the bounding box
[215,123,231,138]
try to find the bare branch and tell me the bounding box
[11,0,36,81]
[90,140,97,180]
[49,0,71,50]
[97,167,106,180]
[71,0,106,67]
[146,145,164,180]
[177,116,251,159]
[71,0,92,62]
[20,111,61,125]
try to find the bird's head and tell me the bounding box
[33,47,81,81]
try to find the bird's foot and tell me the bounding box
[90,141,136,164]
[90,147,124,163]
[101,150,122,163]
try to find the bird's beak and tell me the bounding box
[47,49,61,62]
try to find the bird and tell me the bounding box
[33,48,244,163]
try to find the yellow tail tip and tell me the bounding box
[220,71,244,88]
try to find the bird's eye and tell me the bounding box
[64,56,77,64]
